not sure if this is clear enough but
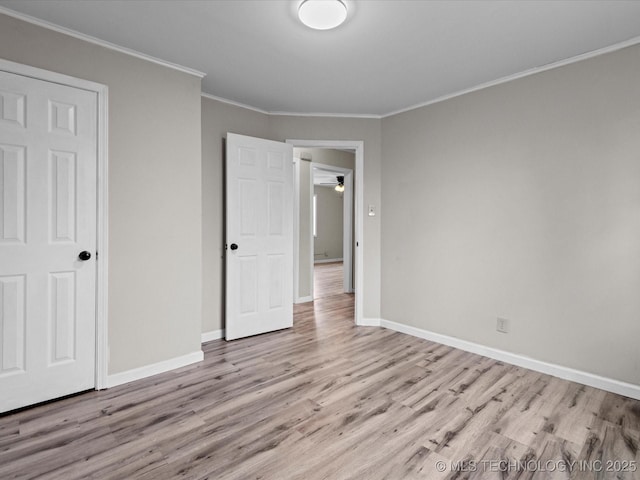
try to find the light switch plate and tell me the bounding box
[496,317,509,333]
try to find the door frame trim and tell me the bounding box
[292,155,301,303]
[0,58,109,389]
[287,140,364,326]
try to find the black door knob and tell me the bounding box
[78,251,92,261]
[230,243,238,251]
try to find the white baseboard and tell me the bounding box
[314,258,343,264]
[358,317,382,327]
[106,350,204,388]
[380,319,640,401]
[295,295,313,304]
[202,329,224,343]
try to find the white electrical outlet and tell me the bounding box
[496,317,509,333]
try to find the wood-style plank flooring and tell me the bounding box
[314,261,345,299]
[1,263,639,479]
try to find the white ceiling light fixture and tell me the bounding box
[298,0,347,30]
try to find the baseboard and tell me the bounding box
[202,330,224,343]
[295,295,313,304]
[106,350,204,388]
[314,258,343,264]
[380,319,640,401]
[358,317,382,327]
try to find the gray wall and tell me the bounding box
[314,185,344,261]
[0,13,203,374]
[381,44,640,385]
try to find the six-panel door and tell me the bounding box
[225,133,293,340]
[0,70,97,413]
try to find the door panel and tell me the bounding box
[49,271,77,364]
[0,69,97,413]
[226,133,293,340]
[0,144,26,243]
[0,274,26,374]
[0,89,26,127]
[50,150,78,243]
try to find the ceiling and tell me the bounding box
[2,0,640,117]
[313,168,343,187]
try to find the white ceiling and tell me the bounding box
[2,0,640,117]
[314,168,343,186]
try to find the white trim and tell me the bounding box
[383,35,640,118]
[94,77,109,390]
[0,57,105,91]
[106,350,204,388]
[287,140,364,325]
[360,318,382,327]
[0,58,110,391]
[343,170,353,293]
[0,7,205,78]
[292,156,301,304]
[308,157,315,301]
[353,144,364,324]
[201,92,269,114]
[380,319,640,401]
[314,258,343,264]
[202,330,224,343]
[270,110,381,119]
[295,295,313,304]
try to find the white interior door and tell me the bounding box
[0,69,97,413]
[225,133,293,340]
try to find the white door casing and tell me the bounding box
[0,67,101,413]
[225,133,294,340]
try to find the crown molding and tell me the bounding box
[201,92,381,119]
[269,110,382,119]
[0,7,206,78]
[200,92,269,115]
[382,35,640,118]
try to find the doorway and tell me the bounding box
[288,140,364,326]
[312,163,353,300]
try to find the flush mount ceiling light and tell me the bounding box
[298,0,347,30]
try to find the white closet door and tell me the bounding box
[0,69,97,413]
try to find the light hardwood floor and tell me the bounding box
[314,261,346,299]
[1,263,639,479]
